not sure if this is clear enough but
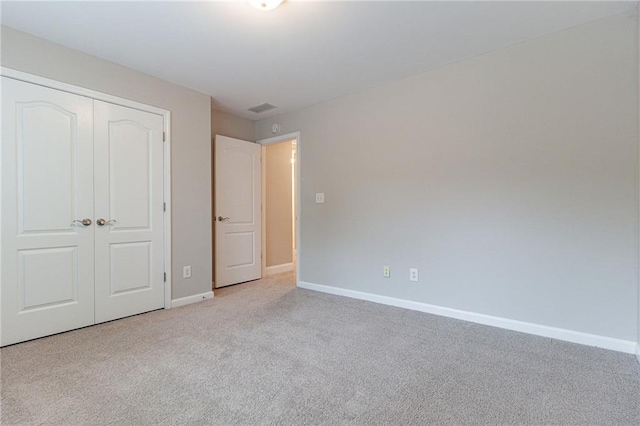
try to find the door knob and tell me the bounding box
[217,216,230,222]
[97,218,117,226]
[72,218,92,226]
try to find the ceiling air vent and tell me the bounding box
[248,103,278,114]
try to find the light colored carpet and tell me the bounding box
[1,272,639,425]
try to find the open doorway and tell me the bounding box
[261,136,298,281]
[212,132,300,290]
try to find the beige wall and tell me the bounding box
[1,26,212,300]
[212,105,255,142]
[266,141,293,267]
[256,11,639,341]
[637,9,640,355]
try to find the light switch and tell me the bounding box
[315,193,325,203]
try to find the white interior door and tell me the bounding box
[1,77,95,346]
[93,101,165,323]
[215,135,262,288]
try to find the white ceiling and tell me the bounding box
[1,1,637,120]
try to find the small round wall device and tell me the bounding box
[272,123,281,134]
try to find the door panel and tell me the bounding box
[20,103,76,233]
[93,101,164,323]
[215,135,262,288]
[1,77,95,346]
[109,121,151,229]
[19,247,78,311]
[226,150,256,223]
[109,242,151,294]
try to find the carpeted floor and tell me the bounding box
[1,272,639,425]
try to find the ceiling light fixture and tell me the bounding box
[249,0,284,11]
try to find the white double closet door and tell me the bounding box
[1,77,165,346]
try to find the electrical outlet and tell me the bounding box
[315,193,325,203]
[183,265,192,279]
[409,268,419,282]
[383,265,391,278]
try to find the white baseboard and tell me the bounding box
[266,262,294,276]
[298,281,637,354]
[171,291,214,308]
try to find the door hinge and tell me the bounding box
[163,131,166,142]
[164,272,167,282]
[163,202,166,212]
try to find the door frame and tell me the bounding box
[0,67,173,310]
[257,131,301,285]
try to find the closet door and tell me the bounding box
[93,101,165,323]
[1,78,95,346]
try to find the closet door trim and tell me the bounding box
[1,67,173,311]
